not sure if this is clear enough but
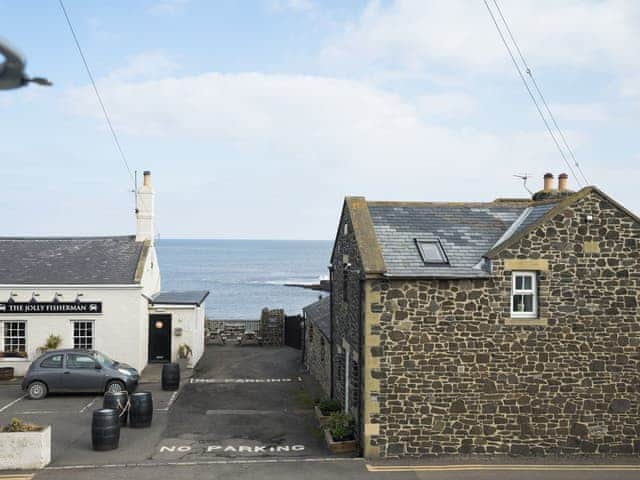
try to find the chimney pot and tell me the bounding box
[558,173,568,191]
[143,170,151,187]
[543,173,554,192]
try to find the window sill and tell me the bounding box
[0,357,30,362]
[505,318,548,327]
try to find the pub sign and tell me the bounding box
[0,302,102,314]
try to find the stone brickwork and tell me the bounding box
[260,308,284,346]
[331,207,363,419]
[304,321,331,396]
[364,191,640,457]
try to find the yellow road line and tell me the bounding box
[0,474,34,480]
[367,464,640,472]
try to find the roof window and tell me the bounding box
[416,239,449,265]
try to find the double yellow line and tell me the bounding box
[367,464,640,472]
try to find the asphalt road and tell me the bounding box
[30,458,640,480]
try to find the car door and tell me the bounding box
[63,353,106,392]
[35,353,65,392]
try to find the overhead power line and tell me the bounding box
[482,0,584,188]
[58,0,135,185]
[490,0,589,186]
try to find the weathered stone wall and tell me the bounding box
[331,206,363,419]
[260,308,284,346]
[304,321,331,397]
[367,191,640,457]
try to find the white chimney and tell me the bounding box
[136,170,155,244]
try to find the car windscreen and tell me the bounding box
[94,351,117,368]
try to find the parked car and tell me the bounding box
[21,349,139,400]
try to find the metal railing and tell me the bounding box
[207,319,260,333]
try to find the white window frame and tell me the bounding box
[510,271,538,318]
[72,320,94,350]
[2,320,27,355]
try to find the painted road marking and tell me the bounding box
[190,377,301,384]
[0,394,26,413]
[0,475,34,480]
[79,397,99,413]
[205,409,285,415]
[366,464,640,472]
[159,444,305,454]
[45,457,363,471]
[14,410,57,414]
[155,390,179,412]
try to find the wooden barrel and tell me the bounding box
[129,391,153,428]
[103,391,129,426]
[161,363,180,391]
[0,367,14,381]
[92,409,120,451]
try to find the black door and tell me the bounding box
[149,314,172,363]
[284,315,303,349]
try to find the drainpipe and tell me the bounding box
[329,263,334,399]
[358,276,366,458]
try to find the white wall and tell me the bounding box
[0,285,150,373]
[148,301,206,367]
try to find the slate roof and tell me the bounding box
[0,236,146,285]
[367,202,530,278]
[491,203,557,251]
[150,290,210,306]
[303,295,330,338]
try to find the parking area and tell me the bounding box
[0,377,179,467]
[153,345,333,461]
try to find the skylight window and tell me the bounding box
[416,239,449,265]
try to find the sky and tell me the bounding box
[1,0,639,240]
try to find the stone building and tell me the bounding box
[329,174,640,458]
[303,295,330,396]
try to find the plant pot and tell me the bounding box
[0,367,14,381]
[0,425,51,469]
[314,405,332,426]
[324,429,357,454]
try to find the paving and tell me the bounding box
[152,344,330,461]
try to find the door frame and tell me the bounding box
[148,314,172,363]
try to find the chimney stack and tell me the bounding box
[558,173,568,192]
[136,170,155,244]
[543,173,554,192]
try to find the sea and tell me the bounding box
[155,239,332,319]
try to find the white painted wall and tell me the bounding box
[148,301,206,367]
[0,285,150,373]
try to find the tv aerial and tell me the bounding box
[513,173,533,195]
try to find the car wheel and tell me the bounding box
[27,381,48,400]
[105,380,126,394]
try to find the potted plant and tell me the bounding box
[324,412,357,454]
[177,343,193,370]
[36,334,62,355]
[0,418,51,469]
[315,398,341,426]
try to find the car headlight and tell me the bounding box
[118,368,132,376]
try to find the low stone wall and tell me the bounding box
[260,308,284,346]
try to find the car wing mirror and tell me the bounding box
[95,363,102,370]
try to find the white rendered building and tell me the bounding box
[0,171,208,375]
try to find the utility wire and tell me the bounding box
[491,0,589,186]
[58,0,135,185]
[482,0,581,187]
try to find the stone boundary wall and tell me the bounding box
[260,308,284,346]
[304,321,331,397]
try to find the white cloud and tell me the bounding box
[321,0,640,75]
[415,92,475,120]
[547,102,610,123]
[106,51,180,82]
[148,0,188,16]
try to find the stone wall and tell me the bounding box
[260,308,284,346]
[365,191,640,457]
[331,206,363,419]
[304,320,331,397]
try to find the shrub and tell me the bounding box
[318,398,341,415]
[326,412,355,441]
[2,418,40,433]
[178,344,193,359]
